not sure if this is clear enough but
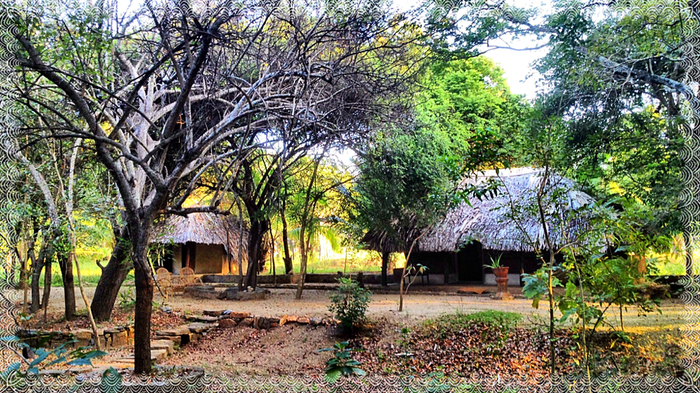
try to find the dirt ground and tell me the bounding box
[13,285,689,331]
[7,285,690,378]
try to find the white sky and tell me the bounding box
[391,0,550,99]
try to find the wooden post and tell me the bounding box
[182,244,189,269]
[519,252,524,286]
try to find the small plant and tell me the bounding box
[1,336,106,376]
[318,341,365,383]
[328,277,371,333]
[483,253,503,269]
[118,288,136,309]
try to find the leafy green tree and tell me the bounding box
[415,57,529,163]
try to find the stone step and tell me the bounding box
[203,309,225,317]
[151,339,175,355]
[155,326,191,336]
[186,315,219,323]
[151,349,168,361]
[188,322,217,333]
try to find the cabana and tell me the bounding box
[151,212,248,275]
[362,167,596,285]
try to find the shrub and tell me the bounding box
[318,341,365,382]
[328,277,372,333]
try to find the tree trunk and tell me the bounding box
[296,223,308,299]
[131,232,154,374]
[42,253,52,320]
[381,251,389,287]
[57,249,76,321]
[30,256,43,314]
[91,226,132,321]
[281,200,293,274]
[243,220,269,289]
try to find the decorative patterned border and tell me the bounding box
[0,0,697,391]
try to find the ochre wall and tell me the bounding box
[173,244,183,275]
[194,244,225,274]
[171,243,247,275]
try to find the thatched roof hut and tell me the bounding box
[418,167,595,253]
[363,167,595,254]
[151,212,248,274]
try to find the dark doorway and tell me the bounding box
[181,242,197,271]
[457,241,483,282]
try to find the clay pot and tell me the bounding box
[492,266,509,277]
[491,266,513,300]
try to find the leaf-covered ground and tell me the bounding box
[158,311,684,378]
[349,311,685,378]
[22,306,186,339]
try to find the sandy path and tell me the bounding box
[10,286,689,330]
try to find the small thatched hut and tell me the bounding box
[363,167,596,285]
[150,212,248,275]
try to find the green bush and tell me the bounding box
[328,277,372,333]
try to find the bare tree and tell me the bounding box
[5,0,419,373]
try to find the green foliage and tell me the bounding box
[1,336,106,376]
[328,278,372,333]
[118,288,136,310]
[415,57,530,165]
[482,253,503,269]
[422,310,522,339]
[318,341,365,383]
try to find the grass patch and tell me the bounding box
[422,310,523,338]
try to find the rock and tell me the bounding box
[230,311,251,319]
[72,329,93,341]
[238,318,253,328]
[310,318,322,327]
[280,315,296,325]
[151,340,175,355]
[219,287,239,300]
[268,317,280,324]
[159,336,182,346]
[156,326,191,336]
[190,333,201,342]
[104,330,129,348]
[151,349,168,361]
[161,306,172,313]
[188,322,217,334]
[186,315,219,323]
[39,369,66,376]
[218,319,237,329]
[184,286,220,299]
[254,316,271,330]
[203,309,224,317]
[222,287,269,301]
[297,317,310,324]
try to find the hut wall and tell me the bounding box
[194,244,226,274]
[407,252,458,284]
[173,245,183,275]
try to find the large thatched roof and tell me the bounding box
[363,167,596,253]
[151,212,248,257]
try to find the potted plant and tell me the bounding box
[484,254,512,300]
[483,254,508,277]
